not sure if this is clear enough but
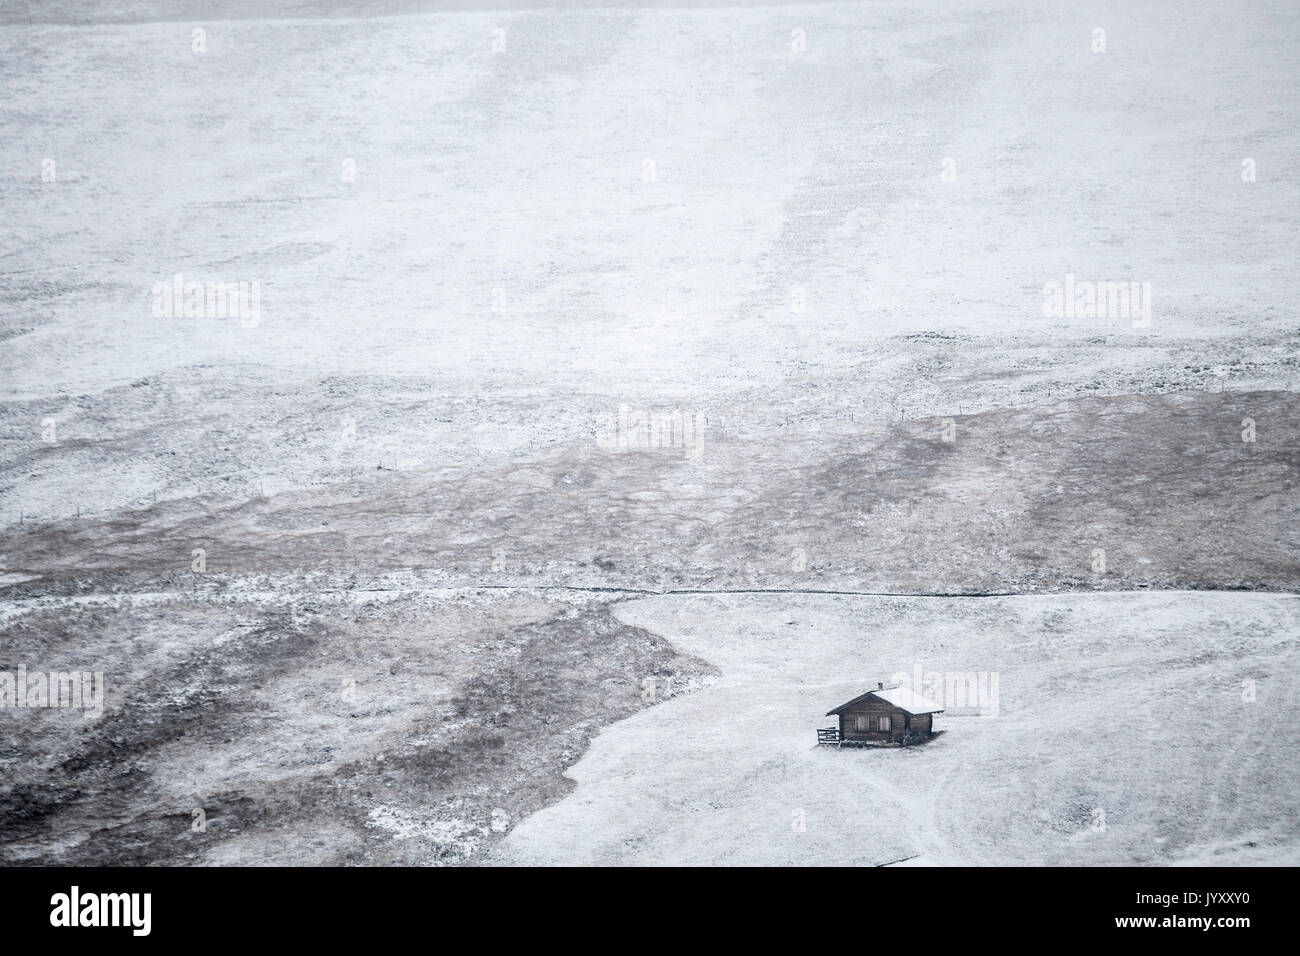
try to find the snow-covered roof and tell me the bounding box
[826,686,945,716]
[870,686,944,715]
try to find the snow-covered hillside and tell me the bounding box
[493,591,1299,865]
[1,0,1296,867]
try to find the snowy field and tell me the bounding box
[1,0,1297,865]
[494,591,1300,865]
[3,0,1297,521]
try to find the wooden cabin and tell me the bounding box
[818,683,944,747]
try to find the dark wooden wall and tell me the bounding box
[837,698,934,745]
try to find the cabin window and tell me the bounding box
[877,716,892,732]
[854,716,869,732]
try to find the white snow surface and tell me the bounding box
[490,591,1300,866]
[3,0,1297,401]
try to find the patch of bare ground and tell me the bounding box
[4,390,1295,595]
[0,591,712,865]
